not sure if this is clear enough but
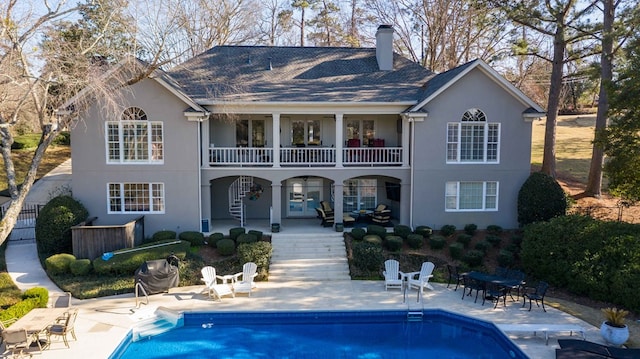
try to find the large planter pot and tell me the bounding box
[600,321,629,346]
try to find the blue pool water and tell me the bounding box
[111,310,526,358]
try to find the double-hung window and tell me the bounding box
[108,182,165,213]
[106,107,163,163]
[445,181,498,211]
[447,108,499,163]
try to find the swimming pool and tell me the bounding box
[110,309,526,358]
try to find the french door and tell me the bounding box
[287,178,322,217]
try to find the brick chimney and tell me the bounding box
[376,25,394,71]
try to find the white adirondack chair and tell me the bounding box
[383,259,403,290]
[233,262,258,296]
[201,266,234,301]
[407,262,435,294]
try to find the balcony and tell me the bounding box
[209,147,403,167]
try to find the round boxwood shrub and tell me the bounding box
[217,238,236,256]
[405,233,424,249]
[393,225,412,239]
[366,225,387,239]
[510,234,523,247]
[486,225,503,234]
[497,249,514,267]
[248,230,263,240]
[462,249,484,267]
[208,233,224,247]
[352,241,384,272]
[449,242,464,260]
[35,195,88,260]
[350,227,366,240]
[463,224,477,236]
[440,224,456,237]
[70,258,92,275]
[229,227,246,240]
[384,235,403,252]
[414,226,432,238]
[179,231,205,246]
[474,240,491,253]
[237,233,258,245]
[429,235,446,250]
[518,172,567,225]
[486,234,502,247]
[363,235,382,246]
[45,253,76,275]
[238,241,272,270]
[152,230,177,242]
[456,233,472,248]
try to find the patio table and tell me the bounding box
[10,308,69,351]
[465,271,524,301]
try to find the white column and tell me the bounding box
[272,113,281,168]
[335,113,343,167]
[333,182,344,226]
[202,119,210,166]
[271,183,282,224]
[402,116,410,166]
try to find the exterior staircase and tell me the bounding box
[228,176,253,226]
[269,232,351,281]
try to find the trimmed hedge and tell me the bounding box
[366,225,387,239]
[393,225,412,239]
[208,233,224,247]
[429,235,446,249]
[229,227,246,240]
[474,240,491,254]
[35,195,88,260]
[93,240,189,275]
[384,235,403,252]
[456,234,472,248]
[497,250,514,267]
[70,259,92,275]
[462,249,484,267]
[237,241,272,278]
[23,287,49,308]
[363,235,382,246]
[352,241,384,272]
[248,230,263,240]
[45,253,76,275]
[486,235,502,247]
[414,226,432,238]
[405,233,423,249]
[517,172,567,225]
[217,239,236,256]
[351,228,366,240]
[237,233,258,245]
[152,230,177,242]
[463,224,477,235]
[449,242,464,260]
[0,287,49,323]
[440,224,456,237]
[179,231,205,246]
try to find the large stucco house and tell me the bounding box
[66,25,544,236]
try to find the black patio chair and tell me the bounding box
[484,282,508,309]
[522,281,549,312]
[446,264,465,291]
[505,269,526,300]
[461,275,485,303]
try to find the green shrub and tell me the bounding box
[217,239,236,256]
[35,195,88,260]
[393,225,412,239]
[463,224,477,235]
[517,172,567,225]
[0,298,43,322]
[429,235,446,250]
[229,227,246,240]
[384,235,403,252]
[53,131,71,145]
[22,287,49,308]
[45,253,76,275]
[236,233,258,245]
[351,228,366,240]
[70,259,92,276]
[486,225,503,234]
[237,242,272,270]
[497,250,514,267]
[462,249,484,267]
[456,233,472,248]
[152,230,177,241]
[440,224,456,237]
[449,242,464,260]
[92,240,189,275]
[208,233,224,247]
[511,234,523,247]
[414,226,432,238]
[486,235,502,247]
[179,231,205,246]
[405,233,424,249]
[363,235,383,246]
[474,240,491,254]
[248,230,264,240]
[366,225,387,239]
[352,241,384,272]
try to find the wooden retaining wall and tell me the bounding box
[72,216,145,260]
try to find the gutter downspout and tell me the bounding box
[197,120,202,231]
[410,119,415,229]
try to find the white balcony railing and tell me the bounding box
[209,146,403,166]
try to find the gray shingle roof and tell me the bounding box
[168,46,435,103]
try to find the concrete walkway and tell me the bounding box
[2,159,603,358]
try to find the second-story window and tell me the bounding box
[106,107,163,164]
[236,119,265,147]
[446,108,499,163]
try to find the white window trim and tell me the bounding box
[445,181,499,212]
[446,122,501,164]
[105,120,164,165]
[107,182,165,214]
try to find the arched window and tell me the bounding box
[446,108,499,163]
[106,107,163,163]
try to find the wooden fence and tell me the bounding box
[71,216,145,260]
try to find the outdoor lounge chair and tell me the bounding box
[406,262,435,294]
[320,201,334,217]
[233,262,258,296]
[315,208,334,227]
[0,318,17,346]
[2,328,35,358]
[49,292,72,308]
[558,339,640,359]
[370,204,391,226]
[46,308,78,348]
[522,281,549,312]
[383,259,404,291]
[201,266,235,301]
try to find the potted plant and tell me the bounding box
[600,307,630,346]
